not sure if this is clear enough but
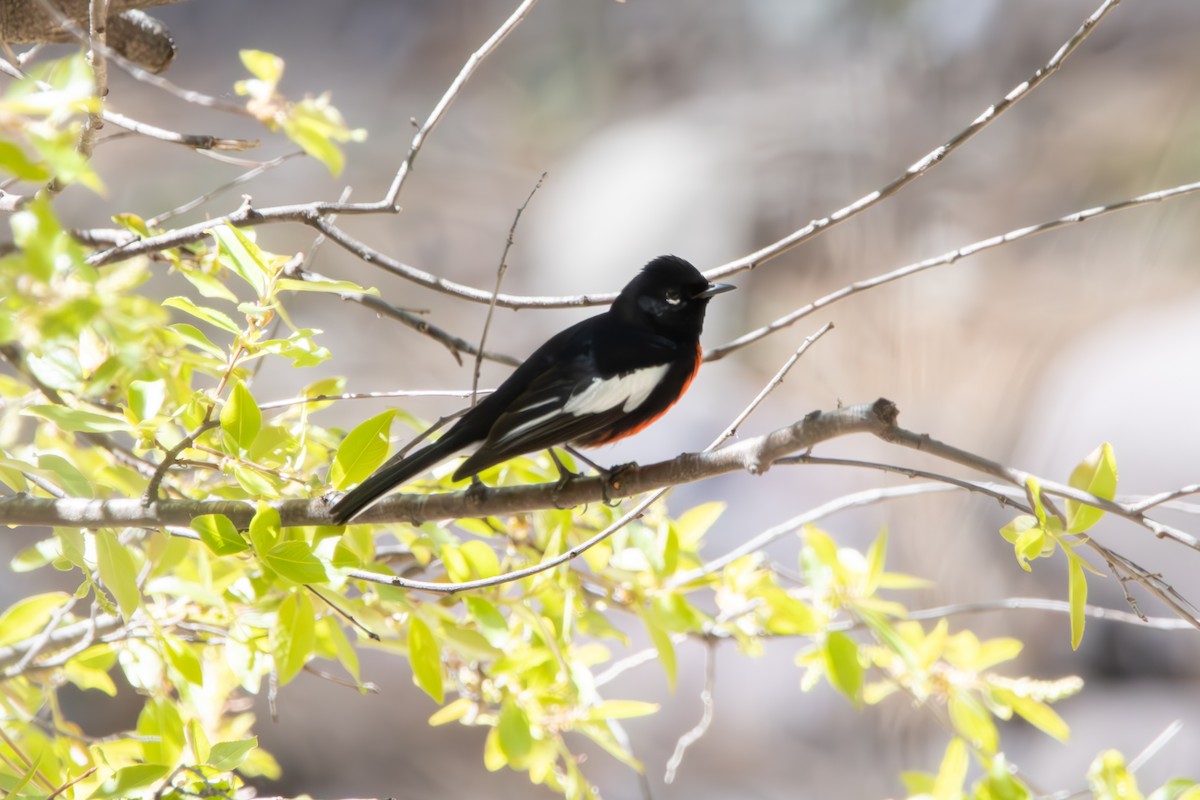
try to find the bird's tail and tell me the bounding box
[329,435,463,524]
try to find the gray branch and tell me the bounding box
[0,400,898,529]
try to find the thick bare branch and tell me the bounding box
[0,400,898,529]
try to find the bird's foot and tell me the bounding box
[548,449,583,509]
[596,461,635,506]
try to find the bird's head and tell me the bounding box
[612,255,735,337]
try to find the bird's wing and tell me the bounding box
[453,353,669,478]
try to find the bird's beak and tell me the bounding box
[695,282,736,299]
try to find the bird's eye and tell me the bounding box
[664,290,682,306]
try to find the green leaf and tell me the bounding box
[1067,550,1088,650]
[163,634,204,686]
[429,697,474,727]
[932,738,969,800]
[998,688,1070,743]
[127,378,167,421]
[1088,749,1144,800]
[221,380,262,453]
[948,693,999,755]
[585,700,660,720]
[207,737,258,771]
[211,224,274,299]
[264,540,328,584]
[37,452,92,498]
[277,276,377,295]
[331,409,395,490]
[239,49,284,86]
[192,514,249,555]
[408,616,444,703]
[281,94,366,177]
[89,763,171,799]
[823,631,863,706]
[497,699,533,762]
[0,139,49,181]
[248,503,281,554]
[1148,780,1199,800]
[0,591,70,647]
[1066,442,1118,533]
[23,404,128,433]
[467,596,509,647]
[163,295,241,334]
[642,612,677,690]
[674,501,725,548]
[167,322,227,358]
[95,529,140,619]
[864,527,889,593]
[137,696,185,765]
[274,591,315,685]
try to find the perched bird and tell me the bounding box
[329,255,734,524]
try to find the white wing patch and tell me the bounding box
[564,364,669,417]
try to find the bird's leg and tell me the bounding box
[464,473,490,501]
[548,448,582,486]
[546,449,582,509]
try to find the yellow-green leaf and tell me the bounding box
[23,404,128,433]
[0,591,70,647]
[274,591,315,685]
[642,612,677,690]
[221,380,262,453]
[586,700,660,720]
[1067,550,1088,650]
[948,693,999,755]
[265,540,328,584]
[163,295,240,334]
[207,737,258,771]
[331,409,395,490]
[211,224,274,299]
[1088,749,1143,800]
[90,764,171,799]
[824,631,863,706]
[240,49,284,86]
[1066,443,1117,533]
[96,529,140,619]
[193,513,249,556]
[497,698,533,762]
[408,616,443,703]
[248,503,281,554]
[932,738,968,800]
[1002,689,1070,743]
[467,596,509,648]
[163,633,203,686]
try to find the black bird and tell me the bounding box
[329,255,734,523]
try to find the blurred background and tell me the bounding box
[13,0,1200,796]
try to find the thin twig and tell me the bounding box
[664,641,716,784]
[474,172,546,404]
[705,0,1123,282]
[897,598,1193,631]
[1127,720,1184,772]
[668,483,968,589]
[380,0,540,210]
[715,322,832,441]
[305,584,380,642]
[707,178,1200,360]
[148,152,303,227]
[257,388,494,412]
[879,424,1200,551]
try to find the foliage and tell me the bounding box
[0,47,1195,800]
